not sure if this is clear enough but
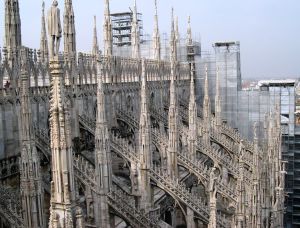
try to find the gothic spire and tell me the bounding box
[92,16,99,56]
[188,64,197,158]
[131,0,140,58]
[215,67,222,126]
[170,8,177,63]
[175,15,180,59]
[4,0,22,50]
[203,66,210,119]
[203,66,211,146]
[20,47,45,228]
[187,16,192,45]
[139,60,151,167]
[48,56,75,227]
[152,0,161,60]
[40,1,49,63]
[167,54,178,177]
[64,0,76,60]
[138,59,152,211]
[103,0,113,56]
[94,55,111,227]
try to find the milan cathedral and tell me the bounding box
[0,0,285,227]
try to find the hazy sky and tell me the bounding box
[0,0,299,79]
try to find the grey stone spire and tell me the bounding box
[203,66,210,118]
[40,1,49,63]
[64,0,76,60]
[48,56,75,227]
[175,16,180,60]
[251,122,262,227]
[187,16,192,45]
[152,0,161,60]
[215,67,222,126]
[138,59,152,211]
[94,55,111,228]
[19,47,45,228]
[167,58,178,177]
[203,66,211,146]
[175,16,179,43]
[170,8,177,63]
[186,16,195,65]
[131,0,140,59]
[92,16,99,56]
[188,64,197,159]
[4,0,22,50]
[103,0,113,56]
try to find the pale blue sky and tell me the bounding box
[0,0,299,79]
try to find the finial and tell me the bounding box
[187,15,193,45]
[171,8,174,27]
[191,63,195,80]
[253,122,258,139]
[153,0,161,60]
[42,1,45,12]
[131,0,140,58]
[216,66,220,93]
[204,65,209,97]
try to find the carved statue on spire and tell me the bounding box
[48,0,62,58]
[209,167,218,197]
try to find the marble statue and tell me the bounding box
[47,0,62,57]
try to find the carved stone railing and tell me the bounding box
[196,137,239,175]
[179,99,257,154]
[79,114,233,227]
[209,126,237,154]
[73,153,159,228]
[73,154,98,192]
[178,151,237,202]
[79,114,95,135]
[120,111,239,186]
[151,128,238,203]
[179,99,240,142]
[100,56,190,83]
[151,107,240,168]
[80,112,238,202]
[111,133,232,227]
[33,123,51,159]
[152,106,254,184]
[150,166,230,228]
[0,186,24,227]
[108,185,159,228]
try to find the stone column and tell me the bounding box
[186,207,195,228]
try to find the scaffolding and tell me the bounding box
[110,12,143,47]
